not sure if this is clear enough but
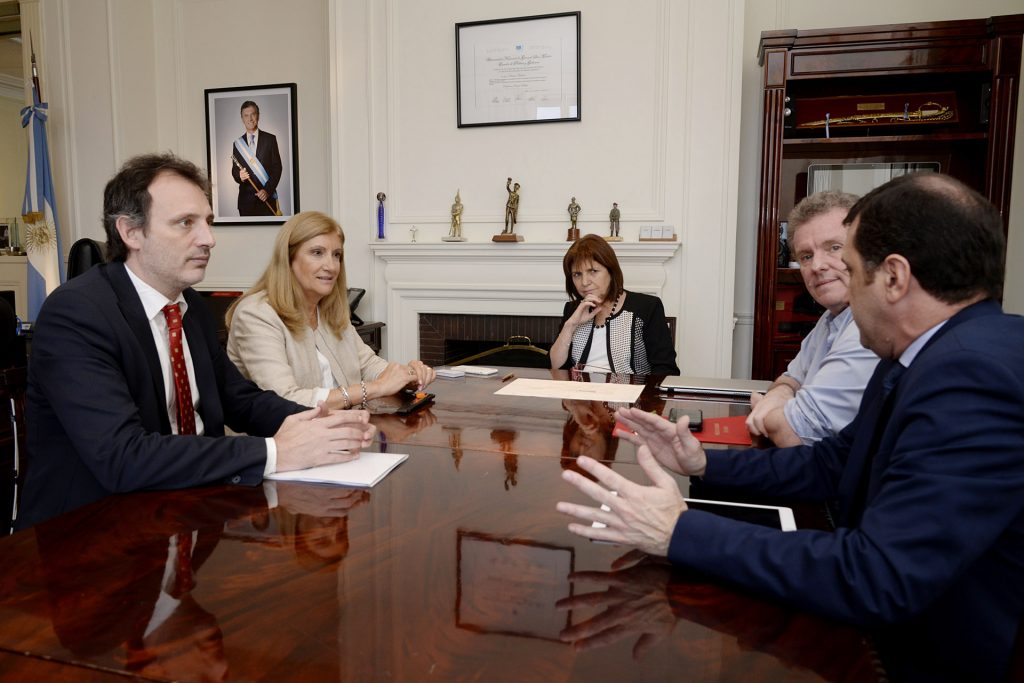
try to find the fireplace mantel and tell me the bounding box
[369,241,681,361]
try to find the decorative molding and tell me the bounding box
[0,73,24,100]
[733,313,754,328]
[326,0,342,217]
[708,0,743,371]
[370,240,679,263]
[57,0,79,242]
[105,0,121,166]
[173,1,185,154]
[195,279,255,292]
[649,0,670,221]
[371,240,680,360]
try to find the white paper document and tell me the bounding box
[494,378,643,403]
[267,452,408,488]
[450,365,498,376]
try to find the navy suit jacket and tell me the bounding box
[19,261,304,529]
[669,300,1024,682]
[230,129,283,216]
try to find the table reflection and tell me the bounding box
[561,399,620,464]
[558,551,875,680]
[33,484,367,683]
[490,428,519,489]
[370,406,437,443]
[456,530,574,642]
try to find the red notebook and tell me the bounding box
[692,416,752,446]
[613,415,752,446]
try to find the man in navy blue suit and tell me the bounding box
[20,153,373,529]
[558,172,1024,682]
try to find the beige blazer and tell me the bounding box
[227,292,388,407]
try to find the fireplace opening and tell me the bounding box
[419,313,562,368]
[444,338,553,368]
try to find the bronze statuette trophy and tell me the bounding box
[493,177,524,242]
[605,202,623,242]
[566,196,581,241]
[443,190,467,242]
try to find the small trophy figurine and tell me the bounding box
[409,225,418,243]
[493,177,524,242]
[566,197,581,241]
[605,202,623,242]
[443,190,467,242]
[376,192,386,240]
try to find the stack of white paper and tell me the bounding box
[267,452,408,488]
[450,365,498,376]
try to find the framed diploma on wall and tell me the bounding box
[455,12,581,128]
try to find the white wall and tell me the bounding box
[21,0,1024,373]
[0,95,25,222]
[27,0,746,374]
[335,0,743,373]
[733,0,1024,376]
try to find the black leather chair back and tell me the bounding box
[67,238,105,279]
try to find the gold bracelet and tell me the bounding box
[340,386,351,409]
[360,380,368,408]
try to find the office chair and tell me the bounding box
[67,238,105,279]
[0,366,27,534]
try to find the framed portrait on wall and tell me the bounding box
[204,83,299,225]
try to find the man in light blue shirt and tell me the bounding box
[746,192,879,446]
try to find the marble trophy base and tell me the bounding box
[492,234,524,242]
[442,235,467,242]
[566,228,580,241]
[603,236,624,242]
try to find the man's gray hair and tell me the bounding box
[787,191,859,243]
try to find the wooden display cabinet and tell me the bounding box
[752,15,1023,379]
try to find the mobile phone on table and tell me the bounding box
[668,407,703,431]
[394,389,435,415]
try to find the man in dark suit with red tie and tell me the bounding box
[230,100,282,216]
[558,172,1024,682]
[19,153,373,529]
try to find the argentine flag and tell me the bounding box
[21,82,65,322]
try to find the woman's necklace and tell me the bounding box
[593,292,622,329]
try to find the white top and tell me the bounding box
[583,326,610,373]
[124,266,204,436]
[124,266,277,474]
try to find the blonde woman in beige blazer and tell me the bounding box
[227,211,434,409]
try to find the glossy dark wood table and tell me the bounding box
[0,438,877,682]
[366,366,753,463]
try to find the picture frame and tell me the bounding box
[455,12,580,128]
[205,83,299,225]
[0,222,10,251]
[455,530,574,640]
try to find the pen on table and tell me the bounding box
[501,372,515,383]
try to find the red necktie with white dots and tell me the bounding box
[161,303,196,435]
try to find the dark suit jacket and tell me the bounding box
[230,130,283,216]
[668,300,1024,682]
[19,261,304,529]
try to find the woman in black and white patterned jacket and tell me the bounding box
[550,235,679,375]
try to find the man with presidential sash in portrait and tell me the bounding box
[230,100,283,217]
